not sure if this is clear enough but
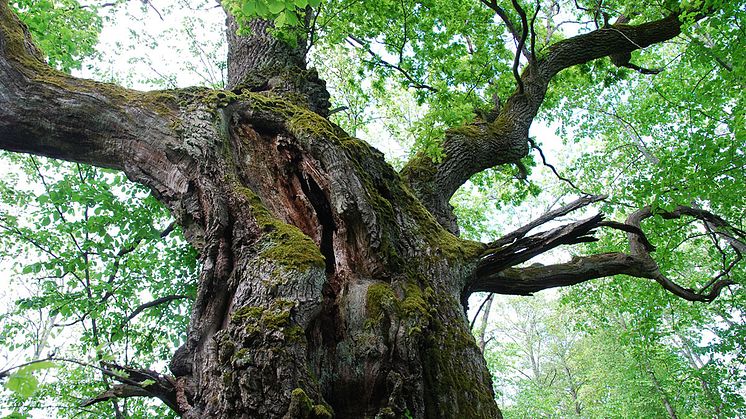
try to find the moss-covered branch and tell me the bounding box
[0,0,180,170]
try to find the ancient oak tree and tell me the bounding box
[0,0,743,417]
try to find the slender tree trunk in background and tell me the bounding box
[675,332,723,416]
[561,364,582,415]
[643,359,678,419]
[477,294,493,352]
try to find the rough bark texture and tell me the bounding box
[225,15,330,116]
[160,96,500,418]
[0,1,737,418]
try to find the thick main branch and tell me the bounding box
[472,252,656,295]
[0,0,195,204]
[402,9,704,231]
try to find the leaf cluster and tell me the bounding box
[0,155,197,418]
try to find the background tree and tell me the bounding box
[0,0,743,418]
[480,290,746,418]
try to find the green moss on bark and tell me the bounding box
[400,283,431,319]
[421,293,500,418]
[235,186,325,271]
[365,280,437,337]
[366,282,399,320]
[234,92,483,268]
[0,8,180,119]
[400,153,438,194]
[231,299,301,340]
[286,388,334,419]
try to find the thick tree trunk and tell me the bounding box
[159,95,500,418]
[0,8,499,417]
[144,14,498,417]
[116,13,495,418]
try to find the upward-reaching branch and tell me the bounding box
[402,8,707,232]
[537,13,689,79]
[510,0,529,94]
[224,14,331,115]
[481,0,532,61]
[490,194,607,248]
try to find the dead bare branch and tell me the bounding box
[490,194,607,248]
[469,201,740,302]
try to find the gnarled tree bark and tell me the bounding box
[1,3,496,417]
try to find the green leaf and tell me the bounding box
[2,362,54,399]
[241,0,256,16]
[22,361,56,372]
[254,0,268,15]
[140,379,156,387]
[4,373,38,398]
[266,0,285,14]
[2,412,31,419]
[284,10,298,25]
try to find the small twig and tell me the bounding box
[528,138,589,194]
[100,221,176,302]
[510,0,529,94]
[470,293,494,330]
[347,35,437,92]
[143,0,164,21]
[305,2,322,55]
[0,358,54,379]
[699,251,741,294]
[122,295,190,324]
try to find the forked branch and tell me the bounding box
[402,7,709,230]
[511,0,530,93]
[468,200,739,302]
[489,194,607,246]
[82,362,182,414]
[480,0,532,61]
